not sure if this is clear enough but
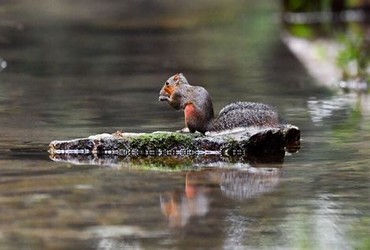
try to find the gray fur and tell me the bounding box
[209,102,280,132]
[165,72,189,87]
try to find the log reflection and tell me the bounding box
[160,165,281,228]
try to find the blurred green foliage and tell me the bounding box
[283,0,369,83]
[337,31,369,81]
[289,24,315,38]
[283,0,332,12]
[282,0,367,12]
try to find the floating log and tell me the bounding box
[48,125,300,164]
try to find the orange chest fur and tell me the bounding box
[184,103,197,119]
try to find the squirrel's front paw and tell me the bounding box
[176,127,190,133]
[159,95,169,102]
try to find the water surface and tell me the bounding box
[0,1,369,249]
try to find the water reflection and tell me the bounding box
[313,194,351,249]
[83,164,283,249]
[0,58,6,71]
[161,166,281,228]
[307,94,357,124]
[307,92,370,124]
[51,152,289,167]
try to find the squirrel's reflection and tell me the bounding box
[160,165,281,228]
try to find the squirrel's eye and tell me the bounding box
[165,81,169,86]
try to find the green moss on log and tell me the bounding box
[129,132,198,152]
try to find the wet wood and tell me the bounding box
[48,124,300,159]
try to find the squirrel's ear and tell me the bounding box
[179,73,189,84]
[173,74,180,81]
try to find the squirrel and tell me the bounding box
[159,73,280,134]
